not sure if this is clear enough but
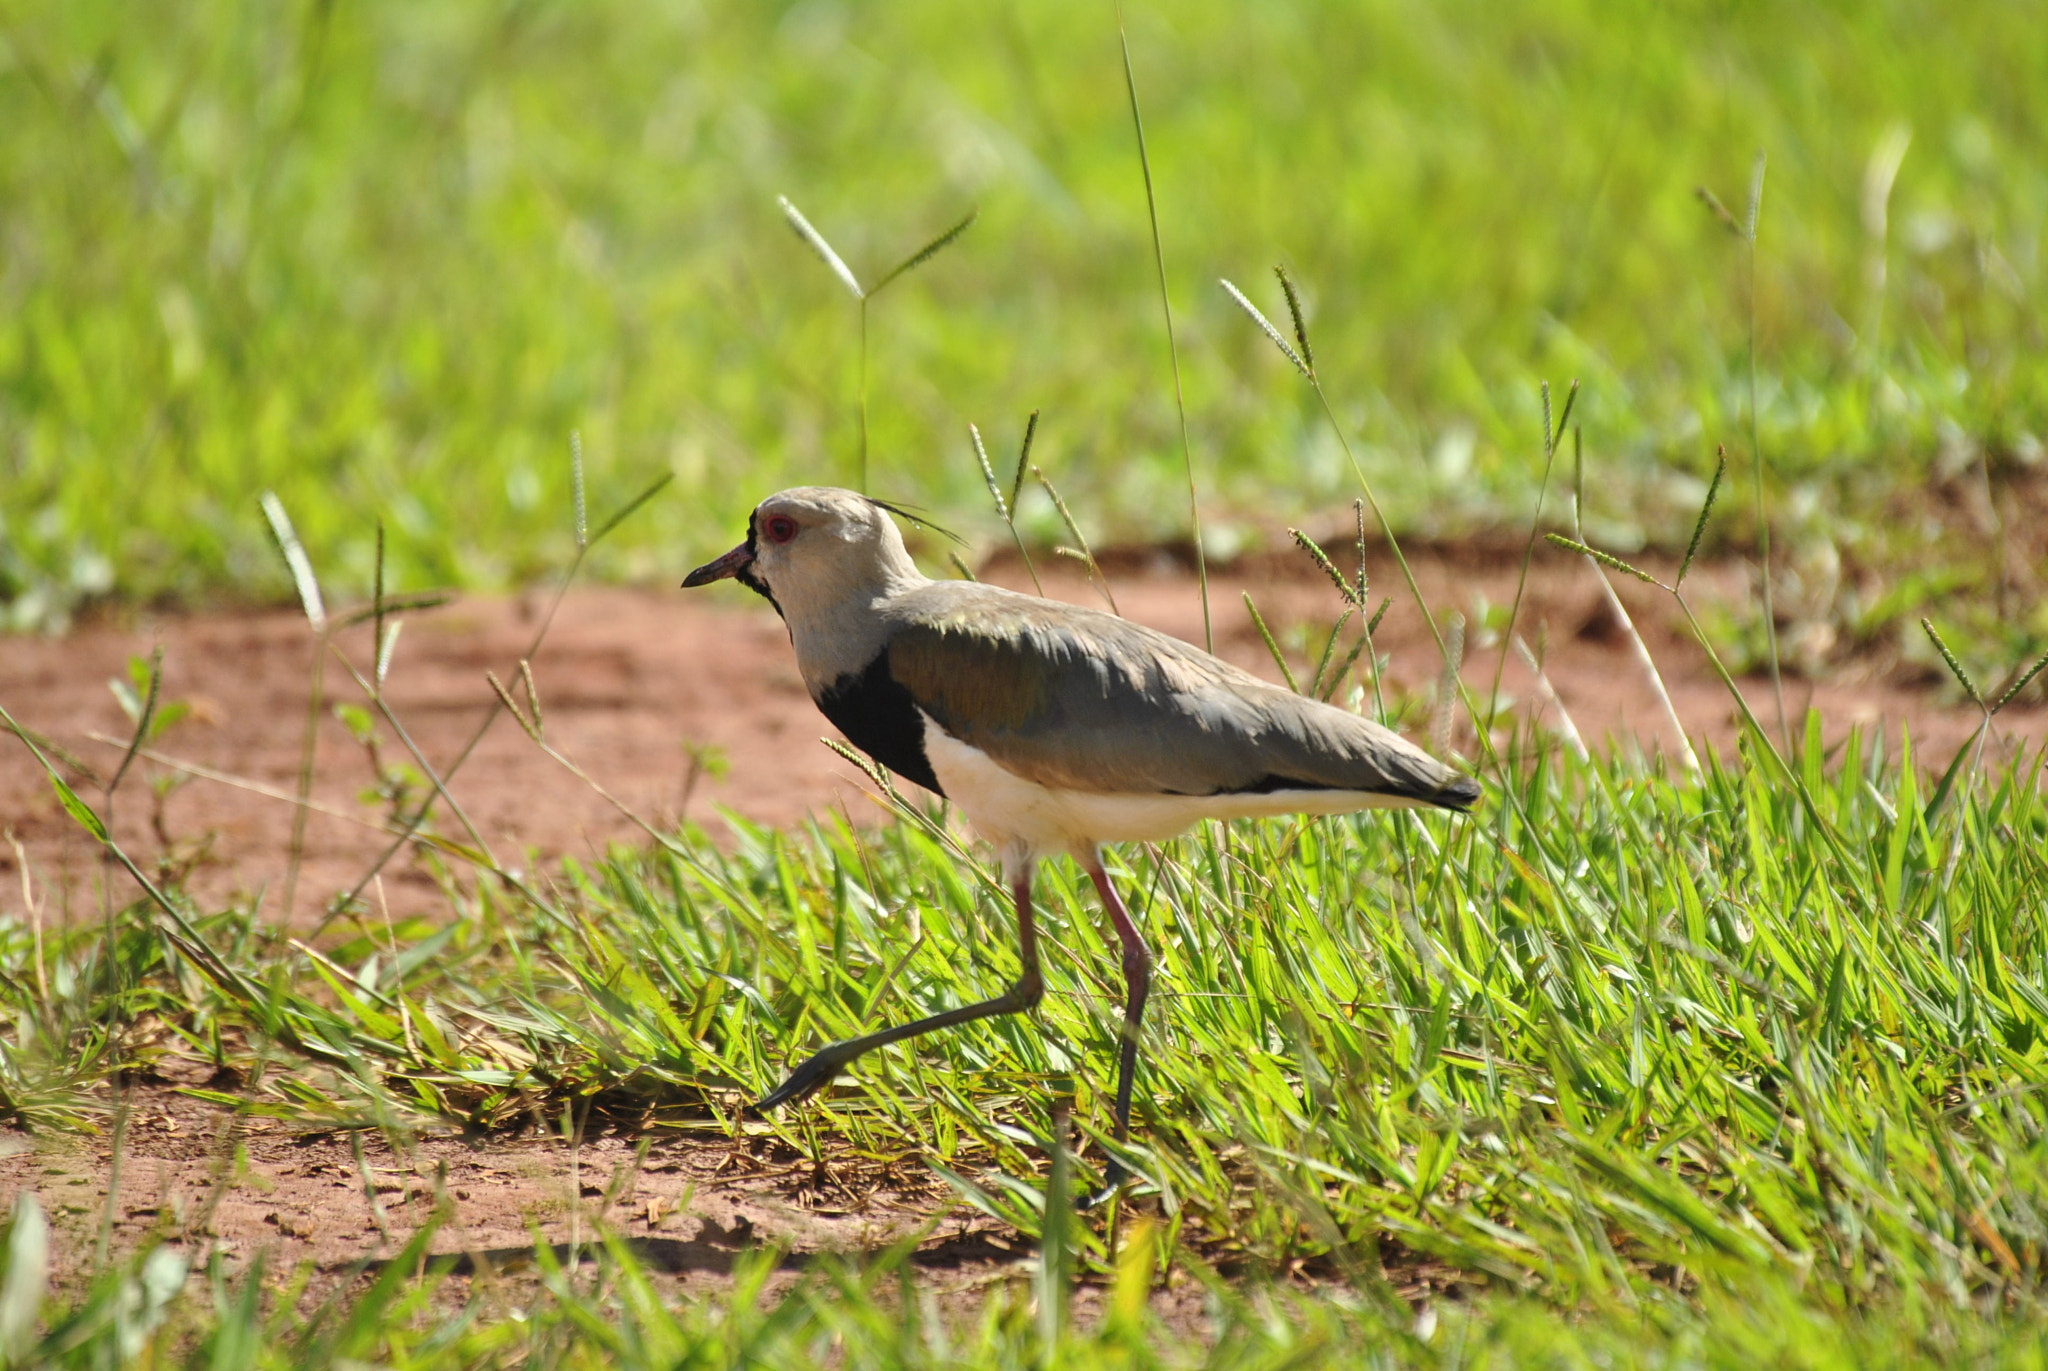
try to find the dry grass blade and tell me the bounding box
[1485,379,1573,734]
[1677,447,1728,588]
[261,490,328,921]
[1920,619,1982,707]
[375,619,402,690]
[1513,634,1590,762]
[518,659,545,739]
[872,208,977,293]
[1432,612,1464,757]
[777,195,863,299]
[1219,278,1307,377]
[260,492,326,632]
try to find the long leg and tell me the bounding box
[1086,857,1151,1197]
[756,860,1043,1110]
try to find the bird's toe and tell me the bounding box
[754,1041,858,1111]
[1081,1159,1131,1210]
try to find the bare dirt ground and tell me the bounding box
[2,536,2043,1292]
[0,1078,1466,1321]
[1,1079,1035,1305]
[4,542,2041,922]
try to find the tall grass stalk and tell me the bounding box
[261,492,328,922]
[1115,3,1210,652]
[779,197,974,493]
[969,416,1044,595]
[1563,431,1701,775]
[1739,152,1791,752]
[1483,380,1576,736]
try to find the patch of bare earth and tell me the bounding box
[0,1080,1471,1326]
[4,544,2039,923]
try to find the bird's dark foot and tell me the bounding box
[754,1039,862,1112]
[1082,1158,1130,1210]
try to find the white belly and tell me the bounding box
[919,713,1426,860]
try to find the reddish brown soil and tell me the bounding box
[0,1080,1022,1295]
[3,546,2043,922]
[0,1080,1476,1322]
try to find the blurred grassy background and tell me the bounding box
[2,0,2043,626]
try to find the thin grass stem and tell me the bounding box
[1739,151,1791,753]
[1116,2,1208,651]
[1484,380,1575,737]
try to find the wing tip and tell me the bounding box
[1434,773,1483,811]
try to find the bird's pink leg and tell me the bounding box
[1087,857,1151,1193]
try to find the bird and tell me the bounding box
[684,486,1480,1196]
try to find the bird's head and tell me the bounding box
[683,487,924,619]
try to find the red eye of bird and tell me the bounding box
[763,514,798,544]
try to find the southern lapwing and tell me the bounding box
[685,486,1480,1193]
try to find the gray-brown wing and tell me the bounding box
[884,587,1476,808]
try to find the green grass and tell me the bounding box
[6,691,2048,1362]
[4,0,2047,626]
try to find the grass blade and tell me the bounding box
[1010,409,1038,516]
[1219,278,1307,376]
[1289,528,1361,609]
[1034,465,1116,614]
[1676,447,1727,588]
[590,473,676,546]
[1991,644,2048,714]
[970,424,1008,521]
[871,208,977,294]
[1919,618,1982,706]
[1116,2,1209,650]
[1242,593,1301,695]
[571,431,588,549]
[1545,534,1663,588]
[777,196,863,299]
[260,492,326,633]
[1275,264,1313,374]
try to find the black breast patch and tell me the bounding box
[814,649,945,796]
